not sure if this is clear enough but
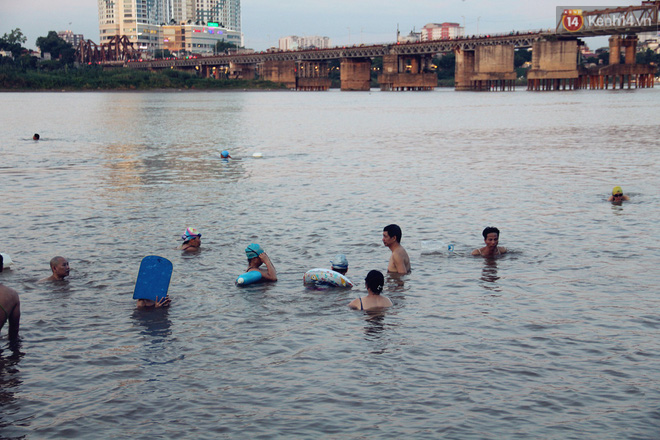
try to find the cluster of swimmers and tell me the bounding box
[0,185,631,341]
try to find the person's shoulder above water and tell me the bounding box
[382,224,411,274]
[348,270,392,311]
[607,186,630,202]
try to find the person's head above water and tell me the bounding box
[365,270,384,295]
[383,224,402,243]
[612,186,624,198]
[482,226,500,240]
[245,243,264,261]
[33,133,40,140]
[181,227,202,248]
[221,150,231,158]
[49,256,70,279]
[331,254,349,275]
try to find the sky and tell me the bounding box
[0,0,646,51]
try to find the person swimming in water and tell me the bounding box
[179,227,202,252]
[472,227,507,257]
[382,224,411,274]
[607,186,630,203]
[303,254,352,288]
[0,283,20,340]
[348,270,392,311]
[245,243,277,281]
[39,256,70,282]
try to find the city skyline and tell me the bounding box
[2,0,640,52]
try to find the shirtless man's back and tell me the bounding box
[0,284,20,340]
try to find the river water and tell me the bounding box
[0,88,659,439]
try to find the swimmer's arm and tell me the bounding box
[8,302,20,340]
[623,195,630,201]
[259,252,277,281]
[607,196,614,201]
[499,247,507,254]
[471,249,480,256]
[348,298,360,309]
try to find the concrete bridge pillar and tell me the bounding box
[230,63,255,80]
[609,35,621,65]
[261,60,297,89]
[296,61,331,90]
[378,54,436,91]
[527,40,579,91]
[340,58,372,91]
[621,35,639,64]
[455,45,516,91]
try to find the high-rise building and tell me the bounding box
[98,0,242,54]
[278,35,331,51]
[58,30,85,48]
[420,23,464,41]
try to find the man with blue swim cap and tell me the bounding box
[245,243,277,281]
[221,150,231,159]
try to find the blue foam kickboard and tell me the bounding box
[133,256,173,301]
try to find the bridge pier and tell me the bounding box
[527,40,579,91]
[377,54,436,91]
[261,60,297,89]
[230,63,255,80]
[455,46,516,91]
[296,61,331,91]
[340,58,371,91]
[577,35,655,90]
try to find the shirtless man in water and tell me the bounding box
[39,256,70,282]
[0,284,20,340]
[472,226,507,257]
[383,224,411,274]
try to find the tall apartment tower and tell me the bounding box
[98,0,241,52]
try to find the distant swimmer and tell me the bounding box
[221,150,231,159]
[0,284,20,340]
[382,224,411,274]
[245,243,277,281]
[607,186,630,203]
[348,270,392,311]
[39,256,70,282]
[33,133,40,140]
[179,227,202,252]
[472,227,507,257]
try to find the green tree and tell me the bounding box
[154,49,172,59]
[215,40,238,54]
[0,28,27,58]
[36,31,75,64]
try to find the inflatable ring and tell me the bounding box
[303,268,353,288]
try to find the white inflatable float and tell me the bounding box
[1,253,13,269]
[303,268,353,288]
